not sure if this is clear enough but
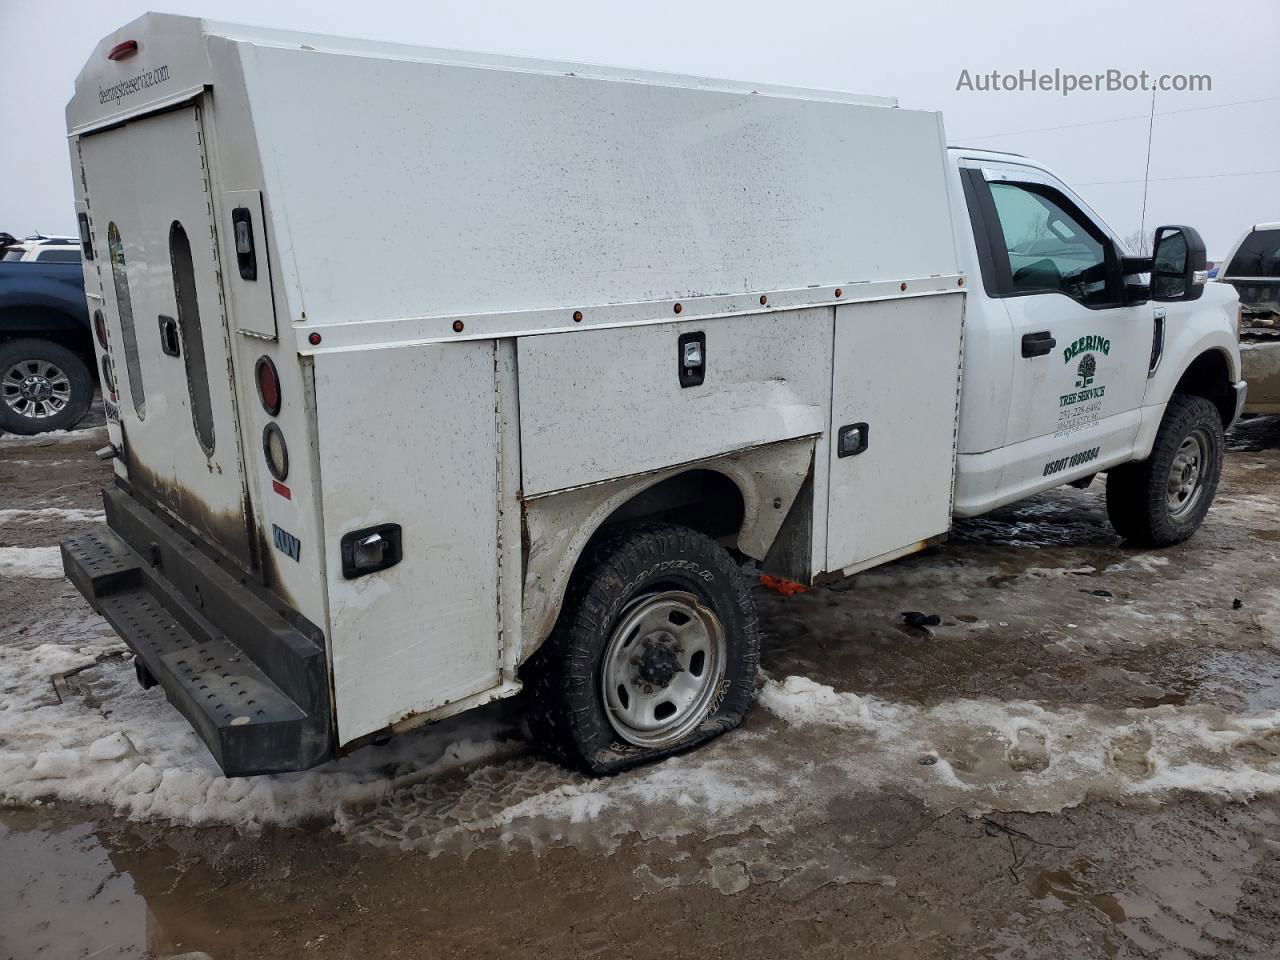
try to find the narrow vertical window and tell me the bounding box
[107,222,145,419]
[169,222,216,454]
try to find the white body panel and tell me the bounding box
[226,39,953,333]
[826,294,964,570]
[518,310,832,496]
[313,343,503,742]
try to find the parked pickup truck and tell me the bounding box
[0,236,96,433]
[1218,223,1280,414]
[61,15,1243,778]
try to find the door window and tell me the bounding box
[963,170,1122,310]
[169,222,216,454]
[35,249,82,263]
[107,222,146,419]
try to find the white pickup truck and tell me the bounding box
[61,15,1244,777]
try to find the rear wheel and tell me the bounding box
[1106,394,1224,546]
[524,522,759,774]
[0,339,93,435]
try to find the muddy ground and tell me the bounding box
[3,409,1280,959]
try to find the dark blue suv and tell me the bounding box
[0,233,95,434]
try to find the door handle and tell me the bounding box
[837,422,870,458]
[1021,331,1056,358]
[158,315,181,357]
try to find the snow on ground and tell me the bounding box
[7,600,1280,844]
[345,669,1280,862]
[757,674,1280,808]
[0,507,105,524]
[0,627,521,829]
[0,547,65,578]
[0,426,106,445]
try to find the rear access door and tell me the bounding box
[80,102,254,568]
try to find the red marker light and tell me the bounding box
[255,356,281,416]
[107,40,138,61]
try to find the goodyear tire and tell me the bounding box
[1106,394,1224,547]
[0,338,93,435]
[524,522,759,774]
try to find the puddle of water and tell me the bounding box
[1135,648,1280,712]
[0,809,150,958]
[1028,866,1127,924]
[0,807,258,959]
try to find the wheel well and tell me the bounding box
[1173,350,1234,426]
[0,308,96,371]
[594,469,746,545]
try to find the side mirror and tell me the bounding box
[1150,225,1208,302]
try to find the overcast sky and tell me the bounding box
[2,0,1275,256]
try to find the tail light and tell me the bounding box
[262,423,289,481]
[93,310,108,349]
[255,356,281,415]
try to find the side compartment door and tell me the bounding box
[314,341,502,745]
[826,294,964,572]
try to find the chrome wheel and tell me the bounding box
[2,359,72,421]
[601,590,727,748]
[1166,426,1211,519]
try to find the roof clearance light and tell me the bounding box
[107,40,138,61]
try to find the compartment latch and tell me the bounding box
[678,331,705,388]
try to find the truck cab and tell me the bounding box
[947,148,1243,520]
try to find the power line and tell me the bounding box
[1075,168,1280,187]
[954,94,1280,142]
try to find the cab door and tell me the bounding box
[960,163,1152,500]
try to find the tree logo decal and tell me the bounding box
[1075,352,1097,388]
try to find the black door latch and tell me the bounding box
[158,315,181,357]
[231,206,258,281]
[837,422,870,458]
[678,331,705,387]
[1021,331,1056,358]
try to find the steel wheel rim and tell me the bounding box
[2,359,72,420]
[601,590,727,748]
[1166,426,1211,519]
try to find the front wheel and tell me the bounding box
[524,522,759,774]
[0,339,94,435]
[1106,394,1225,546]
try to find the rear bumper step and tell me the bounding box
[61,487,333,776]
